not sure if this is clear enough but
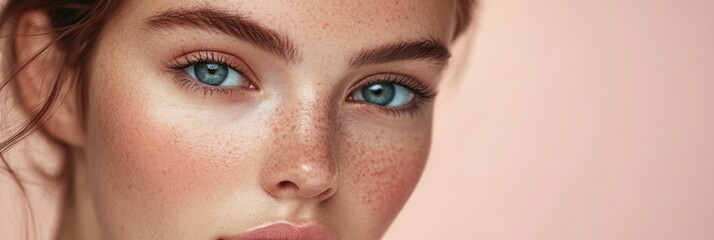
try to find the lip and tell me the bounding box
[222,222,334,240]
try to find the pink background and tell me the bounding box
[386,0,714,239]
[2,0,714,239]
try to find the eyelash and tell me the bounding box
[165,51,437,118]
[349,74,437,118]
[167,51,256,97]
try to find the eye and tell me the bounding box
[185,62,249,87]
[351,82,415,107]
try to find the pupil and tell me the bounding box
[206,63,219,75]
[370,85,384,96]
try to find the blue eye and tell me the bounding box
[185,62,247,87]
[351,82,415,107]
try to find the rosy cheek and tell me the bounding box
[340,124,431,227]
[87,83,254,215]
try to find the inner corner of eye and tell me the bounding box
[349,88,365,101]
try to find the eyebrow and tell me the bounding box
[143,8,450,68]
[144,8,300,63]
[349,39,451,68]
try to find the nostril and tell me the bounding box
[278,181,298,190]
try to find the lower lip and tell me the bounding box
[223,223,334,240]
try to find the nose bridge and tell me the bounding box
[285,90,334,157]
[261,91,338,200]
[295,94,332,144]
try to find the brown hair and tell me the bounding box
[0,0,476,238]
[0,1,122,239]
[455,0,478,39]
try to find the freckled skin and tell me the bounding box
[81,0,457,239]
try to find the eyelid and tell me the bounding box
[348,73,437,101]
[346,73,438,118]
[167,50,260,89]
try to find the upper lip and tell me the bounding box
[221,222,334,240]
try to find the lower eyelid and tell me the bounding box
[352,100,429,119]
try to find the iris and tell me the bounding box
[353,82,414,107]
[184,61,245,88]
[193,63,229,86]
[362,83,396,106]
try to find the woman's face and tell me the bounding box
[83,0,456,239]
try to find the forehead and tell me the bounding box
[122,0,458,45]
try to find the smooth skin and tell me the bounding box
[16,0,458,239]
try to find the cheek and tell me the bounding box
[339,119,432,229]
[84,64,260,231]
[93,111,227,201]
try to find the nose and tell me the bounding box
[260,101,338,201]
